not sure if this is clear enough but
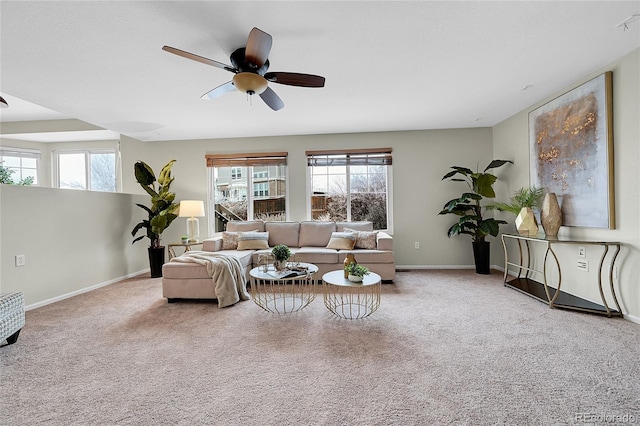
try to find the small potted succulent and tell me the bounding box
[271,244,291,271]
[181,235,189,244]
[345,263,369,283]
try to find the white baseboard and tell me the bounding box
[624,314,640,325]
[25,269,149,311]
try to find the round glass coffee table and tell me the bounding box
[249,262,318,314]
[322,270,381,319]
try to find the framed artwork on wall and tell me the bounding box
[529,71,614,229]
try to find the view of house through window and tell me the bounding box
[55,150,116,192]
[0,148,39,185]
[307,148,392,231]
[206,153,287,232]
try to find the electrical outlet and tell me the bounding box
[577,259,589,271]
[15,255,26,267]
[414,242,420,249]
[578,246,586,258]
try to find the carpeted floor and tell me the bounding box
[1,270,639,425]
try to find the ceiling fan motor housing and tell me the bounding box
[230,48,269,75]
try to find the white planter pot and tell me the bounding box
[348,274,363,283]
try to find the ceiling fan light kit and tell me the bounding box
[163,27,325,111]
[233,72,268,95]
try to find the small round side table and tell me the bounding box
[322,270,381,319]
[249,263,318,314]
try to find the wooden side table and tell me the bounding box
[167,241,203,260]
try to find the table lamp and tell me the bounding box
[179,200,205,243]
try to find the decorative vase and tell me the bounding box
[344,253,357,278]
[515,207,538,236]
[541,193,562,237]
[348,274,363,283]
[274,260,288,271]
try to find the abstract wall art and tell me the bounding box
[529,72,614,229]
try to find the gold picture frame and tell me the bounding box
[529,72,614,229]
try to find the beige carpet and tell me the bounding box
[2,270,639,425]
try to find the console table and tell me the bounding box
[501,234,622,317]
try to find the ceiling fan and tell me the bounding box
[162,27,325,111]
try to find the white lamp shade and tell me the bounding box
[179,200,205,217]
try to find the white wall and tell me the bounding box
[492,48,640,322]
[120,128,494,269]
[0,185,149,307]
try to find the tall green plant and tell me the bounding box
[131,160,179,248]
[438,159,513,242]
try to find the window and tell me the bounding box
[55,150,116,192]
[254,182,269,197]
[0,148,40,185]
[231,167,243,181]
[207,152,288,233]
[307,148,392,231]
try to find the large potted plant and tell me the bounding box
[131,160,179,277]
[438,159,513,274]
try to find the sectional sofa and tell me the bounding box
[161,220,395,301]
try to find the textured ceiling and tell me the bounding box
[1,1,639,142]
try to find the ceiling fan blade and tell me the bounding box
[200,81,237,100]
[259,87,284,111]
[245,27,272,68]
[162,45,235,72]
[264,72,325,88]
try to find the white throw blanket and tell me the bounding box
[170,252,250,308]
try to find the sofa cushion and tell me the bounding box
[336,221,374,232]
[338,250,394,264]
[344,227,378,250]
[298,221,336,247]
[226,220,265,232]
[326,232,356,250]
[295,247,339,264]
[265,222,300,247]
[237,231,270,250]
[163,250,253,279]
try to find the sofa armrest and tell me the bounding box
[202,233,223,252]
[376,232,393,251]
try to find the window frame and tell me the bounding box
[306,148,393,233]
[53,148,119,192]
[0,147,40,185]
[206,152,289,234]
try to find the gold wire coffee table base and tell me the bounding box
[249,263,318,314]
[322,270,381,319]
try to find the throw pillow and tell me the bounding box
[326,232,356,250]
[222,229,258,250]
[344,227,378,250]
[237,231,270,250]
[222,231,240,250]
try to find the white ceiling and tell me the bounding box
[1,1,639,143]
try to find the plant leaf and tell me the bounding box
[483,159,513,172]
